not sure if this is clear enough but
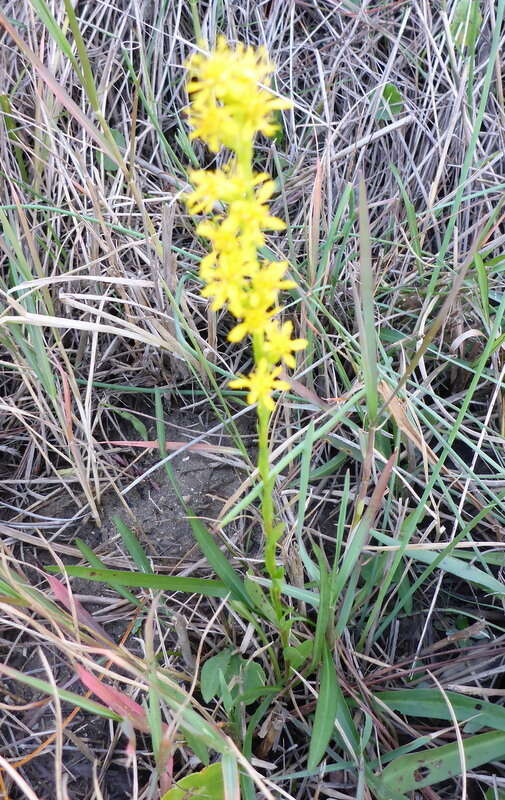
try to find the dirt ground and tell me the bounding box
[2,409,251,799]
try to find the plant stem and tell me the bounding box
[257,404,284,626]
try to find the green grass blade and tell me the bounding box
[376,689,505,734]
[221,752,240,800]
[0,662,121,721]
[48,566,229,597]
[113,515,151,574]
[74,538,141,607]
[311,545,331,668]
[185,516,252,608]
[372,530,505,595]
[380,731,505,793]
[357,177,378,422]
[307,643,338,769]
[332,453,396,601]
[62,0,100,111]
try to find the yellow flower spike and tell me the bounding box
[186,37,290,152]
[229,361,290,411]
[185,38,306,375]
[185,38,306,635]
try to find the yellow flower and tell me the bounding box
[186,37,291,152]
[199,247,254,312]
[228,301,278,342]
[264,320,307,368]
[185,38,305,414]
[187,166,273,214]
[225,195,285,245]
[229,361,290,411]
[186,168,241,214]
[196,218,258,266]
[250,262,296,306]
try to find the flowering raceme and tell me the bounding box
[185,37,306,412]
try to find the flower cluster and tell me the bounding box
[186,38,306,411]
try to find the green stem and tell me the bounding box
[257,404,274,570]
[257,403,286,640]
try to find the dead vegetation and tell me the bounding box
[1,1,505,798]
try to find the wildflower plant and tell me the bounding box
[185,38,306,632]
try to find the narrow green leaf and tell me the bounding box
[184,729,210,766]
[106,406,149,440]
[74,538,140,606]
[185,515,252,608]
[0,662,121,721]
[148,683,163,765]
[380,730,505,792]
[390,164,422,266]
[377,689,505,734]
[0,94,28,180]
[332,455,396,600]
[475,252,490,324]
[221,752,240,800]
[311,545,331,667]
[372,531,505,595]
[48,565,229,596]
[62,0,100,109]
[357,178,378,421]
[113,515,151,574]
[161,762,224,800]
[308,643,338,769]
[451,0,482,51]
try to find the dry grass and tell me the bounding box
[1,0,505,798]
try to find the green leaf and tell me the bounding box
[106,406,149,441]
[47,566,229,596]
[307,643,338,769]
[376,83,404,120]
[451,0,482,51]
[184,729,210,766]
[200,650,233,703]
[186,515,252,608]
[312,545,332,668]
[242,661,266,700]
[161,762,224,800]
[485,789,505,800]
[103,129,126,171]
[244,575,277,623]
[74,538,140,607]
[376,688,505,734]
[372,531,505,595]
[357,178,378,421]
[475,252,490,324]
[380,730,505,792]
[113,516,151,574]
[285,640,313,671]
[221,753,240,800]
[219,670,234,713]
